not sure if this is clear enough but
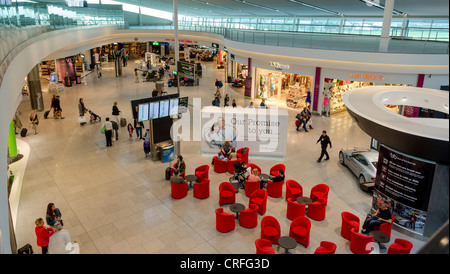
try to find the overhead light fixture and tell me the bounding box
[287,0,343,16]
[359,0,406,16]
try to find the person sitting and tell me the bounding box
[217,151,227,161]
[221,140,233,158]
[247,169,261,185]
[227,148,237,160]
[361,202,392,234]
[152,88,159,97]
[173,155,185,176]
[260,169,285,189]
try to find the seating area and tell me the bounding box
[170,149,413,255]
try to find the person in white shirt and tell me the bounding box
[104,117,113,147]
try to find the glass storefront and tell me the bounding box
[256,68,313,109]
[322,78,410,116]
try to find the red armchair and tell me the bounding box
[227,159,240,174]
[245,180,260,198]
[247,163,261,175]
[249,189,268,215]
[314,241,337,254]
[267,179,284,198]
[350,227,373,254]
[374,214,395,238]
[171,181,188,199]
[213,156,228,173]
[236,147,249,164]
[255,239,275,254]
[195,165,210,183]
[286,198,305,221]
[170,162,186,178]
[261,216,281,244]
[285,180,303,201]
[387,238,413,254]
[269,164,286,177]
[215,208,235,233]
[239,204,259,229]
[193,179,210,199]
[289,216,311,248]
[219,182,236,206]
[307,198,327,221]
[310,183,329,202]
[341,212,360,240]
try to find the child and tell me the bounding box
[127,123,134,140]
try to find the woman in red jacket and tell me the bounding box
[35,218,58,254]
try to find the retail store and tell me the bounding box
[317,69,419,117]
[252,65,314,110]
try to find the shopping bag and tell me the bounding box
[101,125,106,134]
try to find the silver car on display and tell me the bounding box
[339,147,379,191]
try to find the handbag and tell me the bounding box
[101,125,106,134]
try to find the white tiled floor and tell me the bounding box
[13,58,427,254]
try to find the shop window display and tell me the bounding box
[257,70,312,109]
[322,78,410,116]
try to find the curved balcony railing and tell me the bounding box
[127,24,449,55]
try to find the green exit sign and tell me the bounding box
[153,42,159,46]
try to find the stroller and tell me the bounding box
[88,110,101,124]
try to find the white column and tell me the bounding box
[173,0,181,157]
[379,0,395,52]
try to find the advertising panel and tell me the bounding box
[200,106,288,158]
[373,145,436,235]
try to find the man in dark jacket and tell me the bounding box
[316,130,332,162]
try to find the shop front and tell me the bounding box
[317,69,419,116]
[254,66,313,110]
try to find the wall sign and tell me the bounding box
[349,73,384,80]
[269,62,290,70]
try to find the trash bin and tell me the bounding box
[162,145,175,163]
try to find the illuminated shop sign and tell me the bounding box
[269,62,290,70]
[349,73,385,80]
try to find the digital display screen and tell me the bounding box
[159,100,169,118]
[138,103,149,122]
[178,97,188,114]
[149,102,160,120]
[169,98,179,116]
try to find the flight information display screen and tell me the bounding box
[159,100,169,118]
[138,103,149,122]
[149,102,160,120]
[169,98,179,116]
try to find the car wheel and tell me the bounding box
[359,175,366,185]
[339,152,345,165]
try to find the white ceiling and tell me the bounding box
[34,0,450,17]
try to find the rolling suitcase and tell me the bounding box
[120,118,127,127]
[229,177,239,193]
[165,167,172,180]
[20,128,27,137]
[44,110,50,119]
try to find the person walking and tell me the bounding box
[232,99,237,108]
[111,120,119,141]
[78,98,87,116]
[13,110,22,134]
[103,117,113,147]
[112,102,120,123]
[29,110,39,135]
[316,130,332,162]
[53,95,64,119]
[134,68,139,83]
[35,218,58,254]
[224,94,230,107]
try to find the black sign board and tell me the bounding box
[212,43,219,48]
[177,61,195,80]
[375,145,436,211]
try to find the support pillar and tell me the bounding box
[173,0,181,157]
[379,0,395,52]
[27,64,44,111]
[8,121,17,158]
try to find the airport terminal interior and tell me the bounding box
[1,0,449,255]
